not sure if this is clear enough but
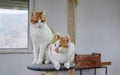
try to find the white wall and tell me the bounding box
[76,0,120,75]
[0,54,35,75]
[34,0,67,35]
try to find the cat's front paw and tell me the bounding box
[32,59,37,64]
[36,60,42,64]
[54,63,60,70]
[64,62,70,69]
[45,60,50,64]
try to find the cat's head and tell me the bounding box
[53,34,70,53]
[31,11,46,28]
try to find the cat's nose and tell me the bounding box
[38,25,41,28]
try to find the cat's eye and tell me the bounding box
[35,20,38,23]
[41,20,45,22]
[55,44,56,46]
[59,44,62,47]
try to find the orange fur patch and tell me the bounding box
[57,35,69,48]
[31,11,46,24]
[59,37,69,48]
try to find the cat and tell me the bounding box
[30,11,55,64]
[45,34,75,70]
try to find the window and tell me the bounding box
[0,0,30,53]
[0,9,28,48]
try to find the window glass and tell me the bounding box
[0,0,29,49]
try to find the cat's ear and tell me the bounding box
[31,11,35,17]
[64,34,70,43]
[42,10,46,15]
[56,32,61,39]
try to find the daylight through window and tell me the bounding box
[0,0,29,49]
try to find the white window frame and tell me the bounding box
[0,0,35,54]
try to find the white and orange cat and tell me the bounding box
[30,11,55,64]
[46,34,75,70]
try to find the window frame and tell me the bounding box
[0,0,34,54]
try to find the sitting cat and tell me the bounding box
[30,11,55,64]
[46,34,75,70]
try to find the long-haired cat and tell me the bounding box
[30,11,55,64]
[46,34,75,70]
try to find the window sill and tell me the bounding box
[0,49,32,54]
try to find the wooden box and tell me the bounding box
[75,53,101,68]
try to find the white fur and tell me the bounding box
[30,20,54,64]
[46,40,75,70]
